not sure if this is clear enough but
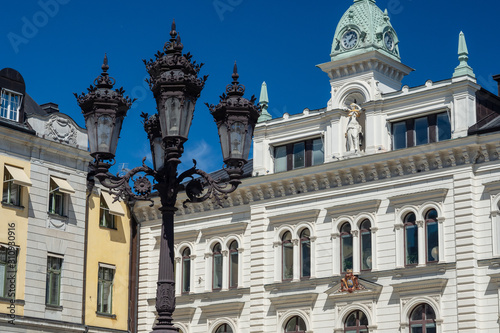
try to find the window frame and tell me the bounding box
[48,179,66,217]
[0,245,18,298]
[214,323,233,333]
[97,264,115,315]
[409,303,437,333]
[212,243,223,290]
[181,247,191,294]
[360,219,372,272]
[284,315,307,333]
[46,255,63,306]
[0,88,23,122]
[3,168,21,206]
[300,229,311,279]
[281,231,293,281]
[99,195,116,229]
[404,213,419,266]
[344,309,369,333]
[273,137,324,173]
[425,209,439,264]
[228,240,238,289]
[340,222,353,273]
[392,112,451,150]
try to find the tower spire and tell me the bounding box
[258,81,272,122]
[453,31,475,78]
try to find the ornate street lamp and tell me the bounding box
[75,21,260,333]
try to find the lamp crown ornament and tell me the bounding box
[74,54,134,161]
[206,63,261,179]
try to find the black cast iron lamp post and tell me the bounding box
[75,21,260,333]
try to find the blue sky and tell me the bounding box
[2,0,500,174]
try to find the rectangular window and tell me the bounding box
[274,146,287,173]
[97,265,114,314]
[273,137,324,172]
[293,142,305,169]
[0,89,22,122]
[392,112,451,150]
[405,224,419,265]
[312,138,324,166]
[48,177,75,217]
[100,198,115,229]
[46,256,62,306]
[436,113,451,141]
[414,117,429,145]
[0,245,18,298]
[2,165,31,207]
[392,121,407,150]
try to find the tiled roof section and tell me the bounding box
[469,88,500,135]
[207,159,253,182]
[24,93,48,116]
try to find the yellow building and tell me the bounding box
[84,185,134,333]
[0,156,31,319]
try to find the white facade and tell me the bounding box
[136,1,500,332]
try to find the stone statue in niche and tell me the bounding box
[344,102,363,153]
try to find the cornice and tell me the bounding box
[268,292,318,310]
[391,278,447,296]
[326,199,381,218]
[151,136,500,218]
[268,209,321,225]
[199,301,245,318]
[388,189,448,208]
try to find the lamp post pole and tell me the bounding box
[76,21,260,333]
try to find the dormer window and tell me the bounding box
[0,89,22,122]
[274,138,324,173]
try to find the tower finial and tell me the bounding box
[258,81,272,122]
[453,31,475,78]
[170,19,177,39]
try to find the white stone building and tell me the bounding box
[136,0,500,332]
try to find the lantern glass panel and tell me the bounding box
[162,97,181,137]
[179,99,195,138]
[229,121,245,159]
[85,114,98,155]
[152,136,165,170]
[218,122,230,161]
[109,116,123,157]
[96,115,113,156]
[243,123,253,160]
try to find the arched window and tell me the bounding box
[425,209,439,263]
[215,323,233,333]
[360,220,372,271]
[300,229,311,279]
[344,310,368,333]
[212,243,222,290]
[404,213,418,266]
[282,231,293,280]
[284,316,306,333]
[409,303,436,333]
[229,240,238,288]
[181,247,191,293]
[340,223,353,272]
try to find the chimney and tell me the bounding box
[40,102,59,113]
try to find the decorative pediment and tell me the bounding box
[201,222,248,239]
[172,306,196,321]
[483,180,500,196]
[388,188,448,208]
[325,278,382,301]
[269,292,318,310]
[199,301,244,318]
[391,278,447,296]
[174,229,200,244]
[326,199,381,218]
[268,209,320,225]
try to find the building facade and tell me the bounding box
[136,1,500,332]
[0,67,137,333]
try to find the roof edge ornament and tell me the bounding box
[453,31,475,79]
[258,81,272,123]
